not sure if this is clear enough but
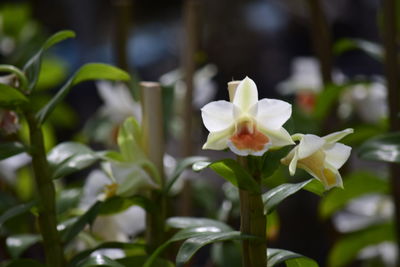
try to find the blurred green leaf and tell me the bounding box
[36,63,130,125]
[0,142,26,160]
[262,179,314,214]
[314,83,345,121]
[23,30,76,91]
[61,201,101,244]
[36,56,68,90]
[117,117,145,162]
[164,156,208,194]
[333,38,383,61]
[99,195,155,215]
[167,217,233,231]
[0,201,35,228]
[47,142,99,179]
[319,171,388,219]
[5,259,46,267]
[267,248,318,267]
[328,222,394,267]
[0,83,28,108]
[69,242,145,267]
[6,234,40,258]
[56,188,81,215]
[117,256,174,267]
[342,124,386,147]
[176,231,258,267]
[302,179,325,196]
[358,132,400,163]
[193,159,260,194]
[76,254,124,267]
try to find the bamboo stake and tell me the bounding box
[140,82,166,252]
[381,0,400,260]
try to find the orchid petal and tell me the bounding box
[201,100,235,132]
[258,126,295,148]
[227,139,271,156]
[202,127,234,150]
[298,134,325,159]
[323,128,354,144]
[255,98,292,130]
[288,149,298,175]
[324,143,352,169]
[232,77,258,112]
[321,166,343,190]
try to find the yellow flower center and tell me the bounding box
[104,183,118,199]
[230,119,269,152]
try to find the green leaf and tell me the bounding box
[6,234,40,258]
[358,132,400,163]
[167,217,233,231]
[0,83,28,108]
[56,188,82,215]
[262,179,314,214]
[267,248,318,267]
[5,259,46,267]
[69,242,145,267]
[333,38,383,61]
[117,117,146,162]
[193,159,260,194]
[0,201,35,228]
[23,30,76,92]
[176,231,259,267]
[0,142,26,160]
[314,83,345,121]
[77,254,124,267]
[61,201,102,244]
[328,222,395,267]
[36,63,130,125]
[319,171,389,219]
[302,179,325,197]
[164,156,208,194]
[117,256,174,267]
[261,147,291,179]
[99,195,155,215]
[47,142,99,179]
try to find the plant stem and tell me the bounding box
[113,0,132,71]
[25,112,65,267]
[381,0,400,260]
[140,82,166,252]
[238,156,266,267]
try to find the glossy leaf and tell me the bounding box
[56,188,81,215]
[267,248,318,267]
[77,254,124,267]
[319,171,389,219]
[176,231,259,267]
[193,159,260,193]
[36,63,130,125]
[167,217,233,231]
[333,38,383,61]
[262,179,314,214]
[47,142,99,179]
[0,83,28,108]
[328,222,394,267]
[6,234,40,258]
[61,201,102,244]
[23,30,76,92]
[0,201,35,228]
[0,142,26,160]
[6,259,46,267]
[69,242,145,267]
[261,147,290,179]
[358,132,400,163]
[164,156,208,193]
[302,179,325,196]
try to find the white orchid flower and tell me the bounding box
[201,77,294,156]
[281,128,353,189]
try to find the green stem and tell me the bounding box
[382,0,400,260]
[238,156,266,267]
[25,112,65,267]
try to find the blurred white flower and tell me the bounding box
[339,79,388,124]
[359,241,397,267]
[0,153,30,184]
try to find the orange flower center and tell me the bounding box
[230,120,269,152]
[296,91,316,113]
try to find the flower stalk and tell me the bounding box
[140,82,167,252]
[25,112,65,267]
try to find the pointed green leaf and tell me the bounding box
[56,188,82,215]
[164,156,208,193]
[262,179,313,214]
[36,63,130,125]
[77,254,124,267]
[267,248,318,267]
[0,142,27,160]
[23,30,76,92]
[47,142,99,179]
[6,234,41,258]
[358,132,400,163]
[61,201,102,244]
[0,83,28,108]
[328,222,394,267]
[193,159,260,193]
[319,171,389,219]
[0,201,35,228]
[333,38,383,61]
[167,217,233,231]
[117,117,145,162]
[99,195,156,215]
